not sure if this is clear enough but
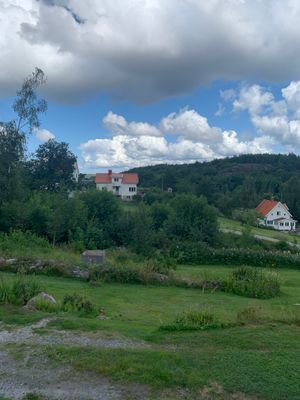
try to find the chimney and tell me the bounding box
[108,169,112,175]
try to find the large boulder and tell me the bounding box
[25,292,57,311]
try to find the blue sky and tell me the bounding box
[1,1,300,172]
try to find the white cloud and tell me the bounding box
[233,85,274,116]
[80,108,273,169]
[282,81,300,118]
[160,108,222,142]
[227,81,300,146]
[34,128,55,142]
[103,111,161,137]
[3,1,300,102]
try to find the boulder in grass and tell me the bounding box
[25,292,56,311]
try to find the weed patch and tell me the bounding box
[222,267,280,299]
[0,274,42,305]
[160,310,227,331]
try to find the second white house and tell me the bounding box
[256,199,297,231]
[95,170,139,200]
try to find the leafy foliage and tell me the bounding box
[222,267,281,299]
[129,153,300,220]
[0,274,42,305]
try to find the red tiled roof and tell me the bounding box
[95,171,139,185]
[122,173,139,184]
[95,173,112,184]
[256,199,279,217]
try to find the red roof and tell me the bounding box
[95,171,139,185]
[95,173,112,184]
[256,199,279,217]
[122,173,139,184]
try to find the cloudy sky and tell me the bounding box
[1,0,300,171]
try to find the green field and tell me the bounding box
[219,216,300,244]
[1,265,299,399]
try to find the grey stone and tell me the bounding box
[25,292,57,311]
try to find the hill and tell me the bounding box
[128,153,300,219]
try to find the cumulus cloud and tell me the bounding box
[226,82,300,146]
[80,108,273,169]
[233,85,274,115]
[33,128,55,142]
[282,81,300,118]
[103,111,161,137]
[3,1,300,102]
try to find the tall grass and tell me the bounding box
[0,274,42,305]
[222,267,281,299]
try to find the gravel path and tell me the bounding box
[0,348,144,400]
[0,318,148,349]
[0,319,149,400]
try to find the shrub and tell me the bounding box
[10,274,42,305]
[62,293,96,316]
[34,298,61,313]
[160,310,224,331]
[170,241,300,269]
[222,267,280,299]
[0,279,11,304]
[0,230,50,256]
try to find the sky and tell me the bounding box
[1,1,300,172]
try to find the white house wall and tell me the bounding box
[265,203,291,221]
[96,182,137,200]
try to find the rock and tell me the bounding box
[152,273,170,283]
[25,292,57,311]
[5,259,17,265]
[71,267,89,279]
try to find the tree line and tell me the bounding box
[129,153,300,220]
[0,69,218,254]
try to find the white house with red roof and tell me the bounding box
[95,170,139,200]
[256,199,297,231]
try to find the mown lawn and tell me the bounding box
[219,216,300,244]
[0,266,300,399]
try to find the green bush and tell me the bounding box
[34,298,61,313]
[160,310,224,331]
[170,241,300,269]
[62,293,96,316]
[10,275,42,305]
[0,230,50,255]
[222,267,280,299]
[0,274,42,305]
[0,279,11,304]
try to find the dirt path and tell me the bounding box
[0,319,149,400]
[0,318,149,349]
[0,347,145,400]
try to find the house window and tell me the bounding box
[277,211,281,216]
[129,187,136,192]
[280,222,284,226]
[285,222,289,226]
[113,178,119,182]
[267,220,273,225]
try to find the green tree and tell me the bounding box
[0,68,47,205]
[30,140,77,191]
[166,194,218,245]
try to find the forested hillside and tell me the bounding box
[129,154,300,219]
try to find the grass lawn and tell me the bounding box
[0,265,300,399]
[219,216,300,244]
